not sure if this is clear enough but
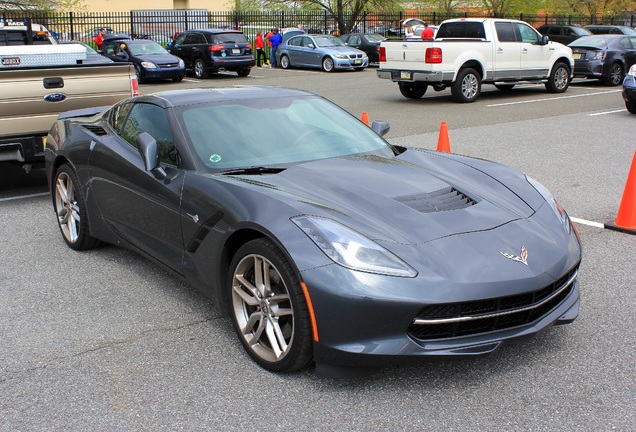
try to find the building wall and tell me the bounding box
[79,0,233,12]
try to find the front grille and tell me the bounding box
[408,265,579,341]
[348,53,364,59]
[395,186,476,213]
[160,63,179,69]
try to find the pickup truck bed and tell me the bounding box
[0,45,137,171]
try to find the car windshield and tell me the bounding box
[178,95,392,170]
[569,36,609,48]
[313,36,345,47]
[128,41,167,55]
[365,34,385,43]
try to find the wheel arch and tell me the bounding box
[456,60,484,80]
[552,56,572,75]
[48,155,72,206]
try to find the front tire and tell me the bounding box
[451,68,481,103]
[545,62,570,93]
[625,100,636,114]
[54,164,101,251]
[229,238,313,372]
[398,82,427,99]
[322,56,334,72]
[280,55,291,69]
[604,63,624,86]
[194,58,209,79]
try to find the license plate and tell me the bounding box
[573,53,582,60]
[400,71,412,80]
[232,49,240,54]
[354,59,361,65]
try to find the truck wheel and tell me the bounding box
[398,82,428,99]
[194,58,209,79]
[54,164,102,251]
[545,62,569,93]
[452,68,481,103]
[604,63,624,86]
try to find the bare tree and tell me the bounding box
[1,0,82,12]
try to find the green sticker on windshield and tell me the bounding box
[210,154,222,163]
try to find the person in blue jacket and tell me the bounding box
[269,28,283,68]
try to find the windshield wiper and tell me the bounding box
[219,166,286,175]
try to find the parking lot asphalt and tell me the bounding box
[1,68,634,430]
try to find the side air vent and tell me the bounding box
[395,186,476,213]
[82,124,108,136]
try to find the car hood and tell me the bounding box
[135,53,181,65]
[326,46,365,55]
[231,150,542,245]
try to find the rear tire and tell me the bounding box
[54,164,102,251]
[604,63,624,86]
[451,68,481,103]
[545,62,570,93]
[280,55,291,69]
[398,82,427,99]
[194,58,209,79]
[237,68,251,77]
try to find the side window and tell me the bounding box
[548,27,561,36]
[195,33,206,44]
[517,23,540,44]
[620,37,632,49]
[495,22,516,42]
[174,33,187,45]
[121,103,177,166]
[350,35,361,45]
[184,33,197,44]
[288,37,301,47]
[109,101,134,133]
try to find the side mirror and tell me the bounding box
[136,132,167,179]
[371,120,390,137]
[541,35,549,45]
[308,43,315,49]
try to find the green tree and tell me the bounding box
[547,0,636,17]
[481,0,547,17]
[262,0,400,33]
[1,0,83,12]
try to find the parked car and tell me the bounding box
[622,64,636,113]
[585,25,636,35]
[45,86,581,374]
[536,24,591,45]
[60,40,113,64]
[569,34,636,86]
[101,36,185,83]
[167,29,254,78]
[339,33,385,63]
[276,34,368,72]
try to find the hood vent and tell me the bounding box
[82,124,108,136]
[395,186,476,213]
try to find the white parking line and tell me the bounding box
[588,109,626,116]
[0,192,49,202]
[487,89,622,107]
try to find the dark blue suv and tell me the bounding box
[167,29,254,78]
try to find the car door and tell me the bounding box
[493,21,521,80]
[285,35,303,65]
[167,32,191,66]
[515,22,551,79]
[625,37,636,69]
[88,101,186,272]
[301,36,321,67]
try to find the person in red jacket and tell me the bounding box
[94,28,106,50]
[255,30,267,66]
[421,23,434,40]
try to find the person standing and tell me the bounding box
[269,28,282,68]
[94,28,106,50]
[255,30,267,67]
[421,23,435,40]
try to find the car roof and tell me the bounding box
[133,86,315,108]
[181,28,244,34]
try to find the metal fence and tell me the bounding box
[2,9,636,45]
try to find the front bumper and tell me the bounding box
[622,74,636,104]
[334,56,369,69]
[142,66,186,80]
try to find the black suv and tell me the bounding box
[536,24,591,45]
[167,29,254,78]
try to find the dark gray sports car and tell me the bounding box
[45,87,582,375]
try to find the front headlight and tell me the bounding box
[178,59,185,68]
[526,176,571,234]
[141,61,157,69]
[334,54,348,59]
[628,65,636,77]
[292,216,418,277]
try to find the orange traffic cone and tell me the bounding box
[437,121,451,153]
[607,150,636,234]
[361,111,369,126]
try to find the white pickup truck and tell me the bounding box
[377,18,574,102]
